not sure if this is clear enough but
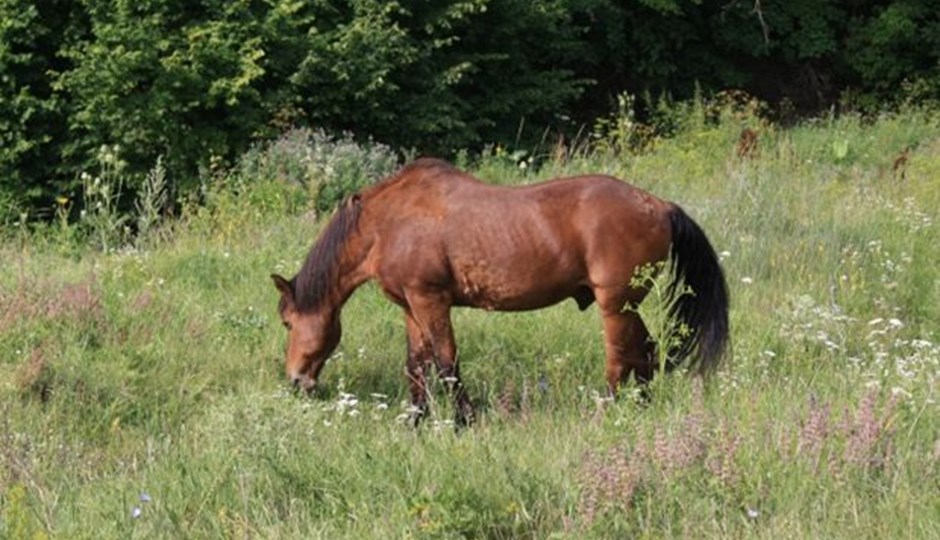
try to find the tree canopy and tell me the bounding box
[2,0,938,218]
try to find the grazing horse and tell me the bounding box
[272,158,729,425]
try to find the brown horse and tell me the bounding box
[272,158,729,425]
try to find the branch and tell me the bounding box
[722,0,770,46]
[752,0,770,46]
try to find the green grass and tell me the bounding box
[2,109,939,539]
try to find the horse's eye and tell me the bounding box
[283,321,291,330]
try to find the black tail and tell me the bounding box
[665,205,730,375]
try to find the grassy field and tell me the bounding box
[2,107,939,539]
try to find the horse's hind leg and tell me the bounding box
[428,316,474,427]
[599,308,657,394]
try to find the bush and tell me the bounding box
[235,128,399,215]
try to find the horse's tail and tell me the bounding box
[664,204,730,375]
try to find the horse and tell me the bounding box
[271,158,729,425]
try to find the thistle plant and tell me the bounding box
[134,156,169,247]
[591,92,656,155]
[80,144,129,251]
[625,261,693,377]
[51,195,79,247]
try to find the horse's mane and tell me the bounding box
[291,158,456,311]
[292,198,363,311]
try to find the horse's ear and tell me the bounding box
[271,274,293,301]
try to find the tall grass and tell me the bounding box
[1,105,938,538]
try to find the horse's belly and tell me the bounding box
[455,287,572,311]
[451,260,583,311]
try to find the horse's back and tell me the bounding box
[366,164,673,311]
[446,174,671,250]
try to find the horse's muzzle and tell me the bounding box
[290,372,317,395]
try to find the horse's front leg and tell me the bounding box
[404,313,432,426]
[406,292,475,427]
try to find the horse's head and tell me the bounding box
[271,274,341,394]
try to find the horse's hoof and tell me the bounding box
[408,403,429,428]
[454,403,476,430]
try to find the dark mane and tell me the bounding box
[292,198,363,311]
[290,159,454,311]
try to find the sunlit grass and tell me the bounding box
[1,108,938,538]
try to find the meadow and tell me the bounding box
[1,105,939,538]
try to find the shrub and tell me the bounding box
[236,128,399,215]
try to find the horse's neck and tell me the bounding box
[332,223,374,306]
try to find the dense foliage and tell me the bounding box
[2,0,939,218]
